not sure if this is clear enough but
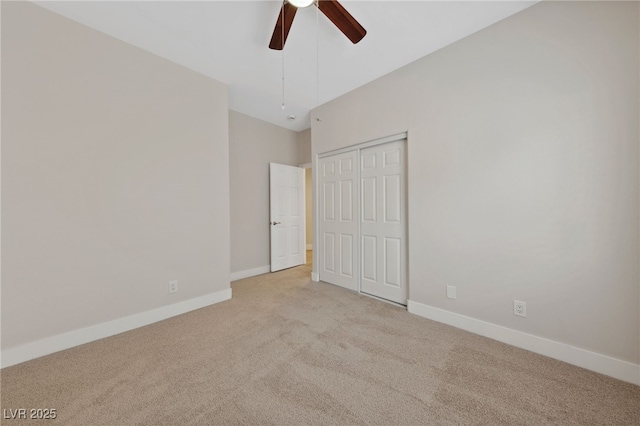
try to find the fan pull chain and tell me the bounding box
[316,0,319,106]
[281,0,286,110]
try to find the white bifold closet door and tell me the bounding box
[319,138,407,305]
[359,140,407,304]
[318,151,359,291]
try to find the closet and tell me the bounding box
[318,135,407,305]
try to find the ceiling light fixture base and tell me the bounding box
[288,0,314,8]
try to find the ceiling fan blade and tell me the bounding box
[269,2,298,50]
[317,0,366,44]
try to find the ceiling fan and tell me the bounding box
[269,0,367,50]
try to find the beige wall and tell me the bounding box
[312,1,639,364]
[1,2,230,349]
[298,129,311,165]
[229,111,303,274]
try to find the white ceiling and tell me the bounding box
[35,1,537,132]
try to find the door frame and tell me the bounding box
[314,132,409,305]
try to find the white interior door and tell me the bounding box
[318,151,358,290]
[360,140,407,304]
[270,163,305,272]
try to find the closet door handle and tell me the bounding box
[271,221,281,226]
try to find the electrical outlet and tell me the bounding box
[169,280,178,294]
[514,300,526,317]
[446,285,457,300]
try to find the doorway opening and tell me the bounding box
[268,162,313,274]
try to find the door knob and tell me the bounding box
[271,221,281,226]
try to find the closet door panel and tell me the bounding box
[360,140,407,304]
[318,151,358,291]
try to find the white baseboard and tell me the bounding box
[1,288,232,369]
[407,300,640,385]
[306,244,312,250]
[311,272,319,282]
[230,265,271,281]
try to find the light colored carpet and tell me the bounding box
[1,260,639,425]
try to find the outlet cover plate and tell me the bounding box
[169,280,178,294]
[514,300,526,317]
[446,285,457,300]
